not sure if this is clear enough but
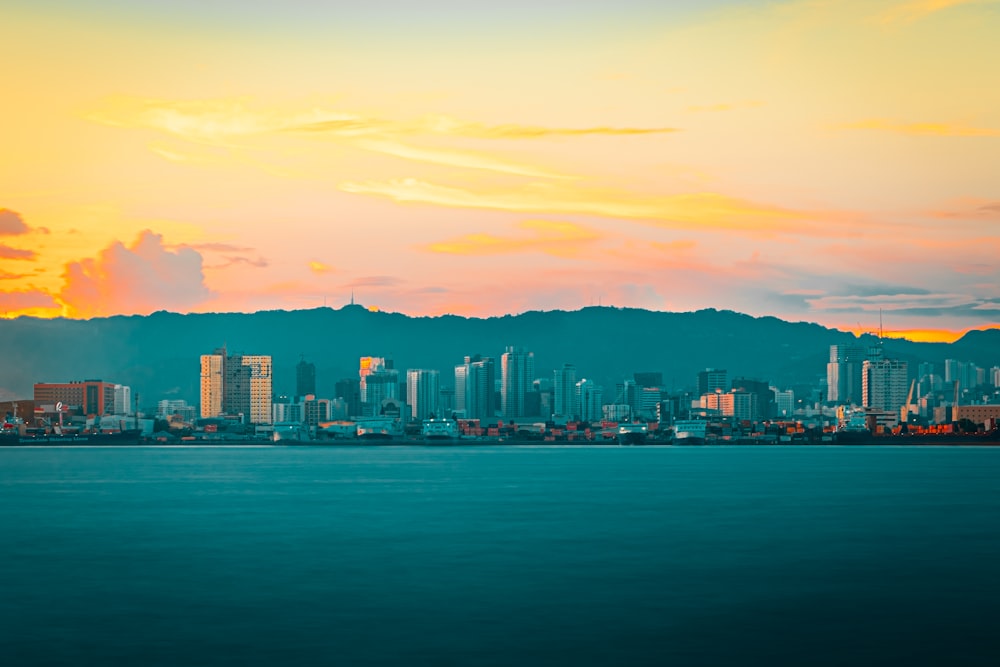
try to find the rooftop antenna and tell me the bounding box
[351,291,355,306]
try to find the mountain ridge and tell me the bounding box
[1,306,997,407]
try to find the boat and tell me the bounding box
[356,417,403,441]
[4,429,144,446]
[617,423,649,446]
[421,418,458,441]
[673,419,708,445]
[271,422,311,443]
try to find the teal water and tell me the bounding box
[1,446,999,666]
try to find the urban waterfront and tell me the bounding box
[2,445,999,666]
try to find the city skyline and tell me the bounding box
[2,0,999,342]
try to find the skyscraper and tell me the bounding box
[407,369,440,421]
[455,354,496,420]
[200,347,273,424]
[200,348,225,419]
[501,346,534,420]
[575,379,603,423]
[863,358,909,414]
[697,369,728,396]
[360,356,398,416]
[553,363,577,420]
[296,357,316,397]
[827,344,865,404]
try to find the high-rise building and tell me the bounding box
[501,346,534,419]
[773,388,795,418]
[553,364,577,420]
[360,357,398,416]
[200,347,273,424]
[407,369,440,421]
[863,358,909,414]
[455,354,496,420]
[575,379,603,423]
[296,358,316,397]
[200,349,225,419]
[697,369,728,396]
[731,377,772,420]
[335,378,362,418]
[827,344,866,404]
[113,384,132,416]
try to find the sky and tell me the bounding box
[2,0,999,341]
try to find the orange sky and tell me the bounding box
[1,0,998,342]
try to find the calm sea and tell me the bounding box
[1,445,999,666]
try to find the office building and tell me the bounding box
[862,358,909,414]
[200,347,273,424]
[501,346,534,419]
[407,369,440,421]
[697,369,728,396]
[296,358,316,397]
[553,364,577,420]
[33,380,120,416]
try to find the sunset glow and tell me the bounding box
[2,0,998,338]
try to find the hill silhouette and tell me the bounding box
[1,306,997,408]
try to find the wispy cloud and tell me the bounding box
[423,220,603,257]
[90,98,675,180]
[928,199,1000,220]
[0,245,36,260]
[837,118,1000,137]
[340,178,805,233]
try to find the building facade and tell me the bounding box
[407,369,440,421]
[501,346,534,419]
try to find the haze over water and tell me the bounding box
[2,445,999,665]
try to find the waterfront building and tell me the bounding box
[200,347,273,424]
[157,399,195,423]
[576,378,603,423]
[697,369,728,396]
[296,358,316,397]
[827,344,866,404]
[34,380,119,417]
[862,358,909,414]
[407,369,440,421]
[731,377,772,420]
[335,378,362,418]
[454,354,496,420]
[200,349,225,419]
[363,368,399,417]
[773,388,795,418]
[113,384,132,416]
[501,346,534,419]
[553,364,577,421]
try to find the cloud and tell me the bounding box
[344,276,402,288]
[309,261,334,275]
[876,0,993,24]
[90,98,677,180]
[0,209,30,236]
[204,256,269,270]
[340,178,806,233]
[423,220,603,257]
[0,270,30,280]
[836,119,1000,137]
[0,288,59,314]
[58,230,214,318]
[929,199,1000,220]
[0,245,36,260]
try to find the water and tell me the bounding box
[1,446,999,666]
